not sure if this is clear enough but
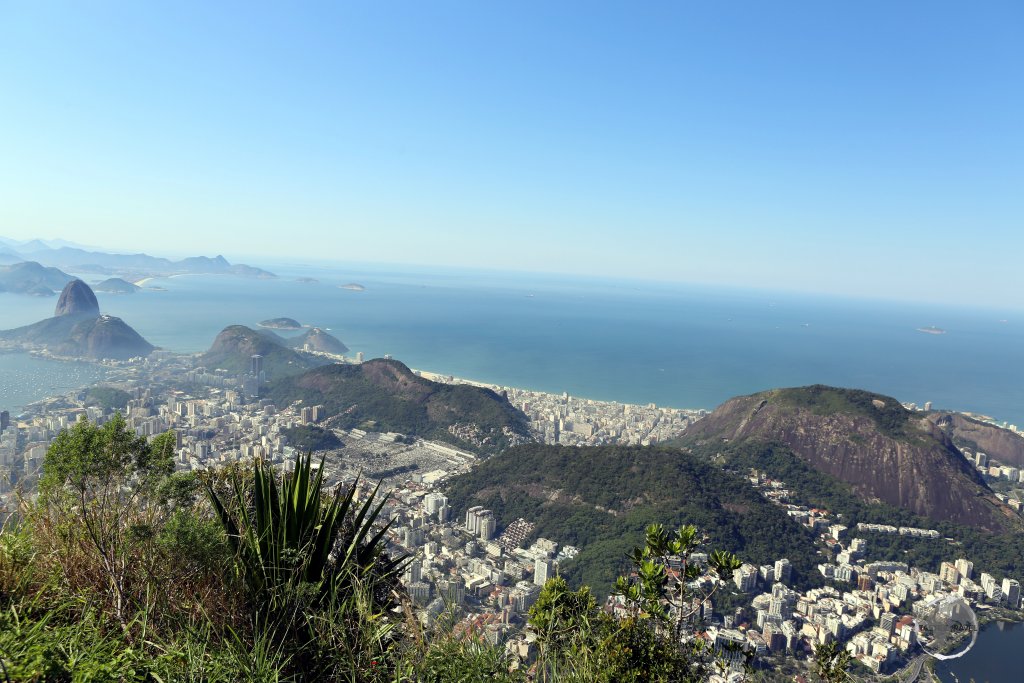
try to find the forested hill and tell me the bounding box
[444,444,823,597]
[267,359,531,453]
[200,325,330,379]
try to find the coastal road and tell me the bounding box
[905,655,928,682]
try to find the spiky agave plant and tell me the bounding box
[207,453,402,614]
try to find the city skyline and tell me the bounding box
[1,2,1022,307]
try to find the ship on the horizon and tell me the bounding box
[916,325,947,335]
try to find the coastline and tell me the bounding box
[132,273,200,287]
[413,368,705,413]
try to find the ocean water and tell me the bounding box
[0,264,1022,425]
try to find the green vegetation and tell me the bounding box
[201,324,329,379]
[706,439,1024,578]
[1,416,406,681]
[260,317,303,330]
[207,454,406,679]
[0,417,775,681]
[444,444,825,596]
[526,524,743,683]
[812,641,853,683]
[773,385,914,439]
[268,360,530,453]
[82,386,131,412]
[282,424,343,451]
[687,384,1013,532]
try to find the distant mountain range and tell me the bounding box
[0,280,154,360]
[0,261,74,296]
[198,323,528,452]
[0,236,275,280]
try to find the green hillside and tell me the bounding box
[267,359,530,453]
[444,444,824,596]
[685,438,1024,580]
[200,325,329,379]
[281,425,343,452]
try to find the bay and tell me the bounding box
[935,620,1024,683]
[0,353,107,415]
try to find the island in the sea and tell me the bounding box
[917,326,947,335]
[339,283,366,292]
[258,317,303,330]
[296,277,319,284]
[94,277,141,294]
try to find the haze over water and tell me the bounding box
[1,264,1021,425]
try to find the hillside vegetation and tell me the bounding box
[282,424,344,452]
[0,416,756,682]
[268,360,530,453]
[200,325,330,378]
[82,386,132,412]
[445,444,823,596]
[684,438,1024,579]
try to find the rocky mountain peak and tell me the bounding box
[54,279,100,317]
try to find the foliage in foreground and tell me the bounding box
[0,415,851,682]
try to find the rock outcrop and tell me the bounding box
[0,280,153,359]
[929,412,1024,468]
[286,327,349,355]
[683,385,1014,532]
[54,279,101,316]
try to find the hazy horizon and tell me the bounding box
[4,232,1024,315]
[2,2,1021,307]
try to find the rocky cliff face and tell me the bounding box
[928,412,1024,469]
[61,315,154,360]
[54,279,100,316]
[287,327,349,355]
[684,386,1013,531]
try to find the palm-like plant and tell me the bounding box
[207,453,401,614]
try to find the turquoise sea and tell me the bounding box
[1,263,1022,425]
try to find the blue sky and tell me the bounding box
[1,2,1021,306]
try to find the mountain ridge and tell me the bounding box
[0,240,275,279]
[0,261,74,296]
